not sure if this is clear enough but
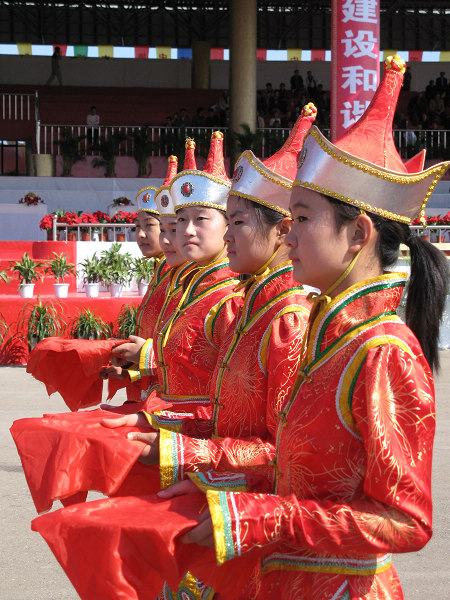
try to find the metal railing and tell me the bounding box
[1,92,35,121]
[52,220,135,242]
[37,123,449,160]
[49,221,449,243]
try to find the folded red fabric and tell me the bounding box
[32,492,262,599]
[27,337,127,411]
[10,411,153,513]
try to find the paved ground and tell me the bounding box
[0,357,449,599]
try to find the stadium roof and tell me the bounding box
[1,1,449,50]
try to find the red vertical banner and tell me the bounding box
[331,0,380,141]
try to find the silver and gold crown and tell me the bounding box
[171,131,231,213]
[229,103,317,217]
[135,186,159,215]
[294,57,450,224]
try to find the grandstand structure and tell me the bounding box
[0,1,449,176]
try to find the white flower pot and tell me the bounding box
[85,282,100,298]
[91,231,100,242]
[54,283,69,298]
[19,283,35,298]
[138,282,149,296]
[110,283,123,297]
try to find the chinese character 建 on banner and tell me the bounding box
[331,0,380,140]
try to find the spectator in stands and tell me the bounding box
[407,92,427,126]
[45,46,63,86]
[403,66,412,91]
[262,82,274,113]
[257,90,266,115]
[429,93,445,123]
[205,107,219,128]
[174,108,191,127]
[218,91,229,113]
[290,69,304,95]
[191,107,205,127]
[220,108,230,127]
[306,70,317,97]
[269,109,281,127]
[257,113,265,128]
[86,106,100,145]
[425,79,436,101]
[278,82,289,112]
[436,71,448,93]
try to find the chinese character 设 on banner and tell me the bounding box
[331,0,380,140]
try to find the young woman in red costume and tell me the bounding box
[31,57,448,600]
[11,133,242,514]
[160,55,449,600]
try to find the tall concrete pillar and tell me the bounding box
[229,0,257,167]
[192,41,211,89]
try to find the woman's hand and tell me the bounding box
[112,335,146,364]
[99,364,128,380]
[102,413,159,464]
[128,430,160,465]
[158,481,214,547]
[101,412,149,429]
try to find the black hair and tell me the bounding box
[328,196,449,371]
[241,197,285,238]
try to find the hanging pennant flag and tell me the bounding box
[408,50,422,62]
[74,45,88,57]
[287,49,302,62]
[210,47,224,60]
[98,45,114,58]
[177,48,192,59]
[17,43,32,55]
[311,49,326,61]
[135,46,149,59]
[156,46,171,59]
[256,48,267,61]
[53,44,67,56]
[439,51,450,62]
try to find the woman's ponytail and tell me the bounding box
[329,194,449,371]
[404,233,448,371]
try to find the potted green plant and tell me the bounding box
[132,257,155,296]
[70,309,112,340]
[0,269,10,285]
[129,125,155,177]
[231,123,264,160]
[45,252,77,298]
[22,297,65,350]
[54,127,86,176]
[92,132,126,177]
[79,253,105,297]
[100,243,133,297]
[0,315,8,344]
[116,304,138,338]
[10,253,45,298]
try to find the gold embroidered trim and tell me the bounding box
[228,190,291,217]
[175,201,226,213]
[294,179,411,223]
[170,170,232,188]
[239,150,293,190]
[137,208,159,215]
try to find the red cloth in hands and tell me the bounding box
[32,493,262,600]
[10,410,158,513]
[27,337,126,411]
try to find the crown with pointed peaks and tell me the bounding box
[184,138,197,170]
[155,155,178,217]
[170,130,231,213]
[294,56,449,224]
[229,103,317,216]
[136,185,159,214]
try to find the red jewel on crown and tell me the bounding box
[181,182,194,197]
[233,165,243,182]
[143,193,151,203]
[161,194,169,207]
